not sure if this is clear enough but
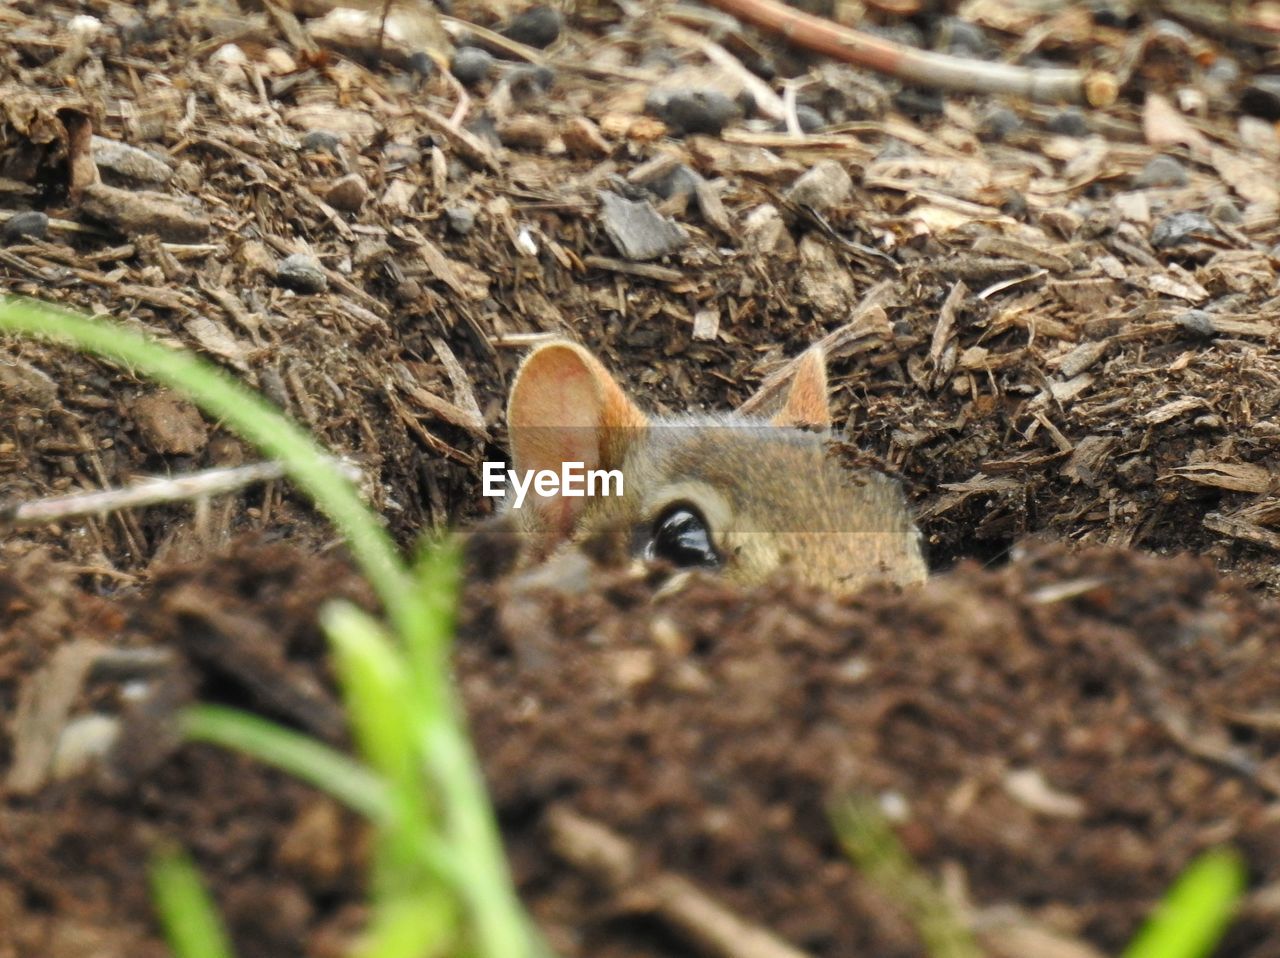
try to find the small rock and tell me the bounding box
[500,5,562,48]
[1150,210,1216,248]
[407,51,433,77]
[2,211,49,244]
[1209,198,1242,224]
[1240,75,1280,121]
[277,253,328,294]
[773,105,826,134]
[598,191,687,261]
[1046,107,1089,136]
[92,136,173,185]
[892,87,945,116]
[495,115,554,150]
[978,105,1021,142]
[937,17,991,57]
[646,164,700,202]
[446,206,477,235]
[451,47,494,87]
[561,117,611,159]
[1133,155,1187,188]
[324,173,368,212]
[78,183,209,242]
[652,89,740,136]
[133,391,208,455]
[787,159,853,211]
[300,130,342,154]
[1176,309,1216,336]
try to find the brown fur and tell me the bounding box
[504,341,926,593]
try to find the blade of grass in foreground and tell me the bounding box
[1122,847,1245,958]
[832,796,981,958]
[150,847,234,958]
[0,297,537,958]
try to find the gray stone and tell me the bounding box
[2,210,49,244]
[787,160,852,211]
[500,5,562,48]
[1151,211,1216,248]
[1133,155,1187,188]
[277,253,328,293]
[598,191,687,261]
[92,135,172,185]
[451,47,495,87]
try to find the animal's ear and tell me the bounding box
[507,341,647,538]
[772,346,832,429]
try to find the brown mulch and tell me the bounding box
[3,0,1280,955]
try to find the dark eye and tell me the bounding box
[645,506,720,568]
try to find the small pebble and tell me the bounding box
[300,130,341,154]
[787,159,853,211]
[978,105,1021,142]
[1175,309,1215,336]
[1133,154,1188,188]
[500,5,562,48]
[773,105,826,134]
[451,46,495,87]
[407,51,434,77]
[92,136,173,185]
[1150,210,1215,248]
[1240,75,1280,121]
[647,164,701,201]
[892,87,945,117]
[655,89,740,136]
[938,17,990,57]
[446,206,477,235]
[1046,107,1089,136]
[2,211,49,244]
[324,173,368,212]
[1209,198,1242,224]
[277,253,328,294]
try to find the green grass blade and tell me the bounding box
[180,704,392,822]
[149,846,235,958]
[832,796,981,958]
[0,295,423,639]
[1122,847,1245,958]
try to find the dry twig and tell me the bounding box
[546,804,816,958]
[699,0,1117,105]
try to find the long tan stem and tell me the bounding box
[699,0,1117,106]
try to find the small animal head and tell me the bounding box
[504,340,926,593]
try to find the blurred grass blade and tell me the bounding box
[181,704,392,822]
[149,847,235,958]
[1122,847,1245,958]
[832,795,981,958]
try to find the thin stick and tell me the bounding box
[700,0,1116,106]
[2,460,361,528]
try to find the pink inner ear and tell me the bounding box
[508,346,605,537]
[773,348,832,429]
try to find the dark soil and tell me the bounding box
[3,0,1280,955]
